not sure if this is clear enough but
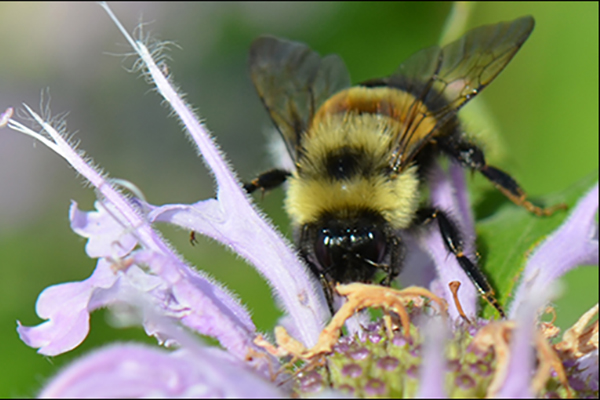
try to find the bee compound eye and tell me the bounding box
[365,229,387,264]
[315,229,333,270]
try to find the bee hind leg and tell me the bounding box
[439,138,566,216]
[416,207,506,318]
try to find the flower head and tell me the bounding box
[2,4,598,398]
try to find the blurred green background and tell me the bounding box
[0,2,597,396]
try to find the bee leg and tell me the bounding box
[439,138,566,216]
[319,275,337,317]
[300,254,336,317]
[243,168,291,194]
[382,234,403,286]
[298,226,337,316]
[416,207,506,318]
[308,258,336,316]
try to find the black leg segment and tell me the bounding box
[383,235,403,286]
[438,137,566,216]
[243,168,291,194]
[417,207,506,318]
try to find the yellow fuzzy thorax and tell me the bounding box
[301,113,395,170]
[285,168,420,229]
[284,113,421,229]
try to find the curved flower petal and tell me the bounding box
[18,247,265,362]
[70,200,138,259]
[9,106,266,360]
[103,4,329,343]
[17,259,118,355]
[150,198,328,347]
[496,284,556,397]
[16,258,171,356]
[509,183,599,318]
[421,162,478,319]
[39,343,283,398]
[131,250,261,359]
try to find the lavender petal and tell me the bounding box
[509,183,598,318]
[421,162,478,319]
[150,200,328,346]
[118,21,329,344]
[575,349,599,391]
[496,284,555,397]
[38,343,283,398]
[416,317,448,398]
[69,200,138,259]
[17,259,118,355]
[9,105,267,359]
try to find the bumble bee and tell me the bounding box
[245,16,563,317]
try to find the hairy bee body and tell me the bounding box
[246,16,563,315]
[287,86,450,230]
[286,88,431,284]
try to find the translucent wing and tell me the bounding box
[368,16,535,170]
[249,36,351,163]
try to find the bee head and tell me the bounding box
[304,211,392,284]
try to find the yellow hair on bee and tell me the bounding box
[311,86,437,154]
[285,167,420,229]
[301,113,395,174]
[285,113,421,229]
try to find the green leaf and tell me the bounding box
[475,172,598,319]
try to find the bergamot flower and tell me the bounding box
[1,4,597,398]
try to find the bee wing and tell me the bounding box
[250,36,351,163]
[382,16,534,169]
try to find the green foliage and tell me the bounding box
[476,173,598,319]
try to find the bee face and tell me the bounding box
[302,212,390,284]
[246,16,562,317]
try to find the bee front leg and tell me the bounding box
[416,207,506,318]
[243,168,291,194]
[382,234,404,286]
[439,138,566,216]
[297,225,337,317]
[302,252,336,317]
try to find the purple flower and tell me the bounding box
[2,4,597,398]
